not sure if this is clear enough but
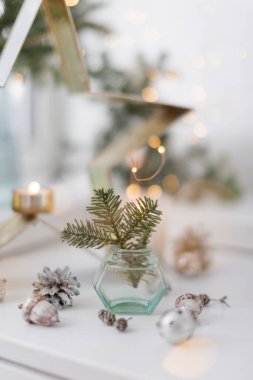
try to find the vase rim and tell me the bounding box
[111,245,151,254]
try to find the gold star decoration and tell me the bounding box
[0,0,191,189]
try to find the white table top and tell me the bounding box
[0,201,253,380]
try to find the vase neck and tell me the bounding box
[110,246,151,261]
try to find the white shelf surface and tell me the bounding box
[0,202,253,380]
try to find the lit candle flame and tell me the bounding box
[28,181,40,195]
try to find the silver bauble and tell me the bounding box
[21,295,59,326]
[157,308,196,344]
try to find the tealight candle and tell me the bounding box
[12,182,54,215]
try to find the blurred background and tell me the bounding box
[0,0,252,208]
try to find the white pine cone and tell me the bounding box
[33,266,81,309]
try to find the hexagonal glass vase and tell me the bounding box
[93,246,169,315]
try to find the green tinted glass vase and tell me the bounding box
[93,246,169,315]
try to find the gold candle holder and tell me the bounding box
[12,182,54,215]
[0,182,55,250]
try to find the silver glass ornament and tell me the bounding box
[157,308,196,344]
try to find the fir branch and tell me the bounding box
[61,188,163,250]
[61,219,115,249]
[87,188,124,245]
[121,197,162,249]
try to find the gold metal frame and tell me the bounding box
[0,0,89,91]
[42,0,90,92]
[88,93,190,188]
[0,0,42,87]
[0,0,191,189]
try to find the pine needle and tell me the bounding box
[61,188,162,250]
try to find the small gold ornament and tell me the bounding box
[174,228,210,276]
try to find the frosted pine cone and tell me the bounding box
[33,266,81,309]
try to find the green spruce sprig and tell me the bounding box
[61,188,162,250]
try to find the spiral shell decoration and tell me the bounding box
[20,295,59,326]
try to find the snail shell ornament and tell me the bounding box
[157,308,196,344]
[20,295,59,326]
[175,293,229,318]
[175,293,206,318]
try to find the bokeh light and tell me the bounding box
[163,174,180,193]
[142,87,158,102]
[65,0,79,6]
[147,185,163,199]
[126,184,142,199]
[148,135,161,149]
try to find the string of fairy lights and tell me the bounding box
[126,135,180,200]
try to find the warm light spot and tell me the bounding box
[126,149,146,170]
[144,27,161,42]
[209,53,221,67]
[189,135,200,145]
[183,111,197,124]
[166,71,180,80]
[126,184,142,200]
[121,34,134,47]
[163,174,180,193]
[194,55,206,69]
[147,185,162,199]
[28,181,40,195]
[142,87,158,102]
[163,338,217,378]
[148,135,161,149]
[194,123,207,138]
[206,6,216,17]
[236,46,248,59]
[192,85,206,103]
[65,0,79,6]
[131,166,138,174]
[8,74,25,100]
[104,34,120,48]
[157,145,166,154]
[15,73,24,82]
[127,10,146,25]
[148,69,160,81]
